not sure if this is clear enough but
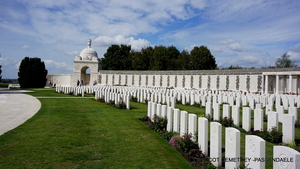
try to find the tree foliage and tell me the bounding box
[275,53,297,68]
[18,57,48,88]
[102,44,217,70]
[190,46,217,70]
[101,44,131,70]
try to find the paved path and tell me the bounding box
[0,90,41,136]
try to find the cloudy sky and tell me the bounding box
[0,0,299,79]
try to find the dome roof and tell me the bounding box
[78,39,98,61]
[80,47,98,60]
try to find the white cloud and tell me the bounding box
[66,51,80,56]
[94,35,150,50]
[22,45,29,48]
[227,55,272,68]
[211,47,222,52]
[228,43,246,52]
[287,51,300,62]
[44,60,73,72]
[289,43,300,52]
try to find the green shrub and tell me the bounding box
[179,133,199,153]
[146,114,167,132]
[255,127,282,143]
[139,116,151,123]
[220,116,234,127]
[163,132,179,141]
[131,96,138,102]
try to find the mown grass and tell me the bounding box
[1,88,299,169]
[0,89,193,168]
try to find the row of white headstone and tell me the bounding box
[56,86,299,141]
[56,85,300,109]
[56,85,131,109]
[148,101,300,169]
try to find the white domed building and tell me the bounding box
[73,39,101,86]
[47,39,101,86]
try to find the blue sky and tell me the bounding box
[0,0,300,79]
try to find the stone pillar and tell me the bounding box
[276,75,279,94]
[289,74,292,93]
[265,75,269,94]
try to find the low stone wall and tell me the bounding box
[98,68,300,93]
[47,74,73,87]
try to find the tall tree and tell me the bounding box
[18,57,48,88]
[166,46,180,70]
[275,53,297,68]
[176,49,191,70]
[190,46,217,70]
[101,44,131,70]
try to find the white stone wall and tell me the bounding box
[177,75,184,88]
[249,75,258,92]
[169,75,176,87]
[202,75,208,89]
[239,75,247,91]
[141,75,147,86]
[47,74,73,86]
[127,75,133,86]
[219,75,227,90]
[185,75,191,88]
[134,75,139,86]
[193,75,200,89]
[154,75,160,87]
[229,75,236,90]
[162,75,168,87]
[148,75,153,86]
[210,75,217,90]
[120,75,126,85]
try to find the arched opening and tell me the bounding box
[80,66,90,85]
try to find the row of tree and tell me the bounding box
[101,45,217,70]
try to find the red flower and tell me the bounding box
[224,116,228,119]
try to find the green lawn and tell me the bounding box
[1,88,299,169]
[0,89,192,168]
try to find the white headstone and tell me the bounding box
[188,114,197,141]
[273,146,300,169]
[223,104,231,118]
[277,106,284,122]
[282,114,295,144]
[245,135,265,169]
[156,104,162,117]
[151,102,157,120]
[242,107,251,132]
[213,103,220,121]
[210,122,222,167]
[232,105,240,126]
[161,105,167,117]
[267,111,278,131]
[198,117,208,156]
[173,109,181,133]
[225,127,240,169]
[205,102,212,118]
[167,107,173,131]
[254,108,264,131]
[288,106,298,123]
[180,111,188,136]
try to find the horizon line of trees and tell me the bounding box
[101,45,217,70]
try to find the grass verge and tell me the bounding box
[0,89,193,168]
